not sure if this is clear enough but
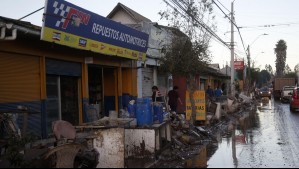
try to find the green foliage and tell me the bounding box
[259,70,271,87]
[4,133,37,167]
[159,36,209,77]
[284,72,296,78]
[265,64,274,75]
[159,0,215,78]
[159,0,215,123]
[284,64,292,75]
[275,39,287,77]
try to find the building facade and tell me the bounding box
[107,3,173,99]
[0,9,147,138]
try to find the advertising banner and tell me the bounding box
[234,61,245,70]
[186,90,206,121]
[41,0,149,60]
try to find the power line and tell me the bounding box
[164,0,229,48]
[215,0,230,13]
[212,0,247,57]
[19,7,44,21]
[239,22,299,29]
[169,0,226,45]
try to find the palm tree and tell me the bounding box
[274,40,287,77]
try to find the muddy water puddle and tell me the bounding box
[187,110,258,168]
[135,106,260,168]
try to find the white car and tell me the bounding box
[281,86,295,102]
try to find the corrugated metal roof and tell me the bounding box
[0,16,41,31]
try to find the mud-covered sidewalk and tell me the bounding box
[148,94,258,168]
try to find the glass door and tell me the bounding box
[60,76,79,125]
[46,76,60,133]
[46,75,79,133]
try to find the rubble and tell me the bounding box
[152,93,258,168]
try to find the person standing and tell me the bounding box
[152,86,162,102]
[167,86,182,112]
[215,86,223,97]
[206,85,215,98]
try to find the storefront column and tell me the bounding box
[137,61,143,98]
[81,63,89,124]
[40,56,47,138]
[117,66,122,110]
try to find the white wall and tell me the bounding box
[110,10,137,24]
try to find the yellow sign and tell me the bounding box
[42,28,146,61]
[186,90,206,121]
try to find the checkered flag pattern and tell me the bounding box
[53,1,70,28]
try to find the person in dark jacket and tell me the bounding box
[167,86,182,112]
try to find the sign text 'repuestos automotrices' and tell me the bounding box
[41,0,149,60]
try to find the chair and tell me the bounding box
[52,120,76,141]
[43,143,84,168]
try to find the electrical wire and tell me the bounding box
[239,22,299,29]
[215,0,230,13]
[164,0,229,48]
[18,7,44,21]
[212,0,248,57]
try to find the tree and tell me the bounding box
[258,70,271,87]
[249,68,260,88]
[284,64,292,75]
[275,40,287,77]
[159,0,215,124]
[265,64,274,75]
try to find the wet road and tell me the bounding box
[207,99,299,168]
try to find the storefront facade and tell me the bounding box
[0,0,148,138]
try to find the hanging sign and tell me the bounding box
[234,61,245,70]
[41,0,149,60]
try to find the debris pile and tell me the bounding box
[152,93,258,168]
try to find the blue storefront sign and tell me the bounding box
[41,0,149,60]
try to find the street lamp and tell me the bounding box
[247,33,268,93]
[250,33,268,46]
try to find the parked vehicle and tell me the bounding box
[290,87,299,112]
[273,78,296,100]
[258,87,271,99]
[281,86,295,102]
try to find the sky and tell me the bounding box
[1,0,299,72]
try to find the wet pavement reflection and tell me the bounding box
[185,146,207,168]
[150,98,299,168]
[204,98,299,168]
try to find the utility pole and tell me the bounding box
[230,1,235,96]
[247,45,251,88]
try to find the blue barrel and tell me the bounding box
[153,104,164,124]
[136,98,153,127]
[122,93,130,108]
[127,103,136,118]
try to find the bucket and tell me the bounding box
[109,110,118,119]
[136,98,153,127]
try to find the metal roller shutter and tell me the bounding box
[46,58,81,77]
[142,68,154,98]
[0,52,41,103]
